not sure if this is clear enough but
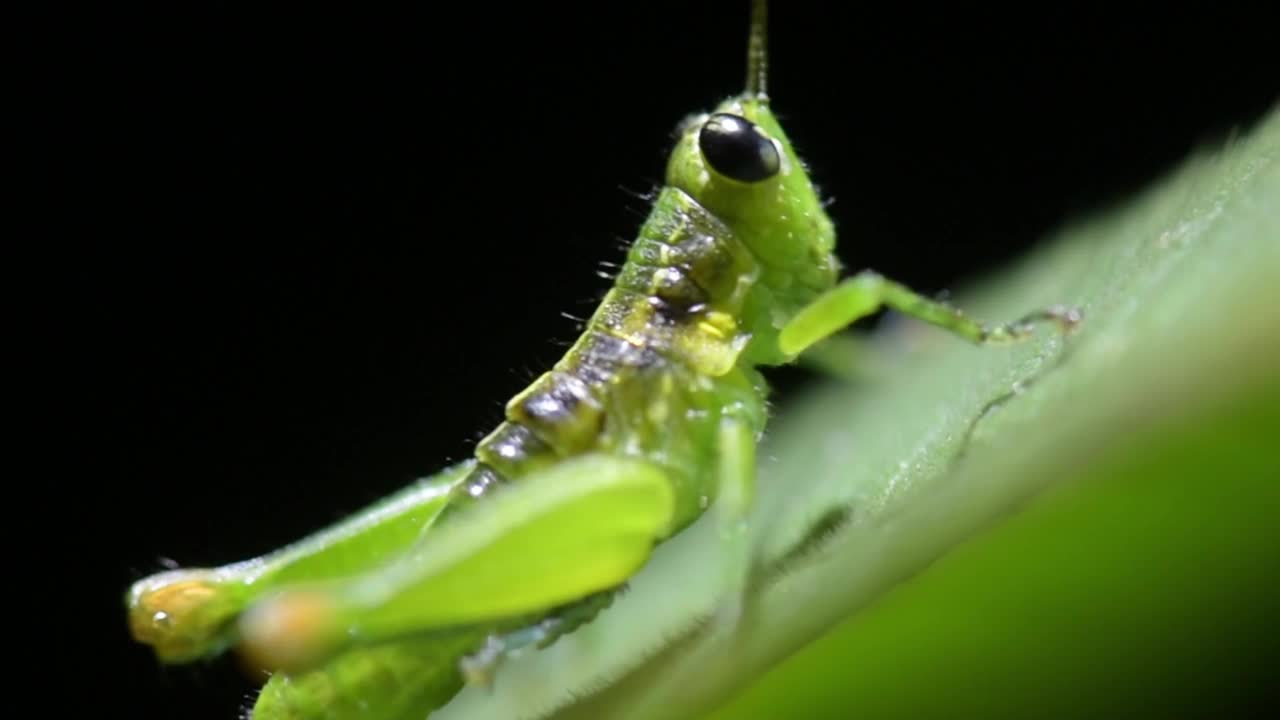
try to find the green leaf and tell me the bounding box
[439,108,1279,720]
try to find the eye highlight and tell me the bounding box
[698,113,781,183]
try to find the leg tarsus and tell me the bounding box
[459,616,562,690]
[460,634,506,691]
[977,304,1083,343]
[457,588,618,690]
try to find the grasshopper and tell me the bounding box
[126,2,1078,717]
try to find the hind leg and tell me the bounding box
[126,461,472,664]
[237,454,676,675]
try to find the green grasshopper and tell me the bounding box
[126,2,1079,717]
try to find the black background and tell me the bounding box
[35,2,1276,718]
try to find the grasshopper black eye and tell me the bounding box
[699,113,781,183]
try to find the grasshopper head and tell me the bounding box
[665,95,840,360]
[667,95,837,287]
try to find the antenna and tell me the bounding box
[745,0,769,101]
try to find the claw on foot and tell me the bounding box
[1031,304,1085,333]
[983,304,1084,343]
[460,635,505,691]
